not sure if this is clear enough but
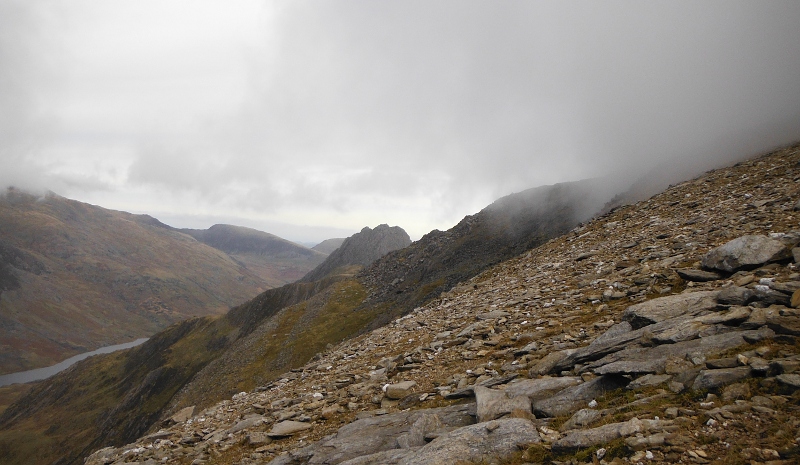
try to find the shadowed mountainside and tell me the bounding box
[180,224,329,287]
[311,237,346,255]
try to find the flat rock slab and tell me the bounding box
[717,286,756,306]
[476,311,509,320]
[473,385,531,422]
[776,373,800,390]
[702,235,790,272]
[306,404,474,465]
[552,417,661,453]
[692,367,752,391]
[385,381,417,399]
[622,291,719,329]
[229,415,265,433]
[503,376,583,401]
[676,268,725,282]
[269,420,312,437]
[533,375,629,418]
[560,408,603,431]
[170,405,195,424]
[627,374,672,390]
[398,418,540,465]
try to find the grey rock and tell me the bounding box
[306,404,474,465]
[694,306,751,326]
[529,349,577,376]
[622,291,719,329]
[717,286,756,306]
[593,358,666,375]
[229,415,265,433]
[269,420,312,437]
[170,405,195,424]
[560,408,602,431]
[676,268,724,282]
[476,310,509,320]
[396,414,442,449]
[398,418,540,465]
[339,448,415,465]
[627,374,672,390]
[473,385,531,422]
[706,358,740,369]
[776,373,800,390]
[385,381,417,400]
[533,375,629,418]
[691,367,751,391]
[552,417,664,453]
[503,376,583,401]
[754,287,791,306]
[702,235,791,272]
[592,329,760,374]
[765,314,800,335]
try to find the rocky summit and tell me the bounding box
[85,143,800,465]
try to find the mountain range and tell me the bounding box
[4,144,799,465]
[0,191,333,375]
[0,173,621,465]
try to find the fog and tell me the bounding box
[1,1,799,242]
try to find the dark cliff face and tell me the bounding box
[300,224,412,282]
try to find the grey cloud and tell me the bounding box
[3,1,800,242]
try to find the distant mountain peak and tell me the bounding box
[300,224,411,282]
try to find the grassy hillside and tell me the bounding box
[0,189,271,374]
[180,224,329,287]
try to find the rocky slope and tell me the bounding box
[83,143,800,465]
[180,225,328,287]
[0,226,410,465]
[300,225,411,283]
[0,173,621,465]
[0,190,269,374]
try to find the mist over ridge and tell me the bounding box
[1,2,799,241]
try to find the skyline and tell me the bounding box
[2,1,800,243]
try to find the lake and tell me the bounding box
[0,338,149,387]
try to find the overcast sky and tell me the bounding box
[2,1,799,243]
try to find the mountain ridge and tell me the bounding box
[78,142,800,465]
[0,175,623,465]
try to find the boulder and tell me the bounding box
[622,291,719,329]
[398,418,540,465]
[385,381,417,400]
[552,417,668,453]
[396,413,442,449]
[229,415,265,433]
[676,268,724,282]
[691,367,751,391]
[702,235,790,272]
[560,408,602,431]
[533,375,628,418]
[473,386,532,422]
[717,286,756,306]
[503,376,583,401]
[305,404,474,464]
[269,420,312,437]
[169,405,195,424]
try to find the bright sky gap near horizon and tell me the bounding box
[2,1,800,244]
